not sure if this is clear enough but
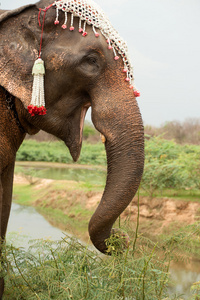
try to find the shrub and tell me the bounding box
[2,221,200,299]
[16,140,106,166]
[141,137,200,197]
[16,137,200,196]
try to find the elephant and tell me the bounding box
[0,0,144,296]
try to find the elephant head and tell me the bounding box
[0,0,144,254]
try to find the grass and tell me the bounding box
[13,180,95,241]
[2,211,200,299]
[9,135,200,298]
[36,206,90,239]
[2,236,172,299]
[13,166,200,246]
[13,185,34,205]
[139,188,200,202]
[13,178,200,263]
[162,189,200,202]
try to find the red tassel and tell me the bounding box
[28,105,47,116]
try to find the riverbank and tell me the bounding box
[13,173,200,252]
[10,171,200,299]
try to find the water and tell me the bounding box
[7,203,68,249]
[15,164,106,185]
[169,264,200,298]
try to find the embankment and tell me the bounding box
[13,174,200,244]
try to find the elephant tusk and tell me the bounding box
[100,133,106,144]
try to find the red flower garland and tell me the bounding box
[28,105,47,116]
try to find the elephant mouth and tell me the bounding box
[80,102,91,144]
[66,102,91,162]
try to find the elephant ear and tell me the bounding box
[0,4,39,107]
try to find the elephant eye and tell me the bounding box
[85,55,98,65]
[78,52,102,77]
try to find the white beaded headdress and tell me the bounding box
[29,0,140,116]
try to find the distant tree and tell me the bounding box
[145,118,200,145]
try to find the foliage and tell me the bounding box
[3,187,200,300]
[2,221,200,299]
[16,137,200,198]
[2,237,168,300]
[16,140,106,166]
[12,134,200,299]
[191,281,200,299]
[145,118,200,145]
[83,122,97,139]
[141,137,200,198]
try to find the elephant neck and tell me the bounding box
[0,86,40,137]
[0,86,26,159]
[1,86,25,134]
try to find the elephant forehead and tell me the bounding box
[44,22,107,63]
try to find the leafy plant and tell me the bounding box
[191,281,200,299]
[16,140,106,166]
[3,223,199,299]
[141,137,200,198]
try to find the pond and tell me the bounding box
[15,163,107,185]
[169,262,200,298]
[7,203,68,249]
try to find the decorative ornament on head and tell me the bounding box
[30,0,140,116]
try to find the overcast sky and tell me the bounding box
[1,0,200,126]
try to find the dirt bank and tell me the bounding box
[14,175,200,240]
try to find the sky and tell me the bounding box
[1,0,200,126]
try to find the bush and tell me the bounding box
[16,138,200,196]
[142,137,200,197]
[16,140,106,166]
[2,220,200,299]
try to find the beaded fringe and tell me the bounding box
[29,58,46,116]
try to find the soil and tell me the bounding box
[86,191,200,235]
[14,174,200,237]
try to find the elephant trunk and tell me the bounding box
[89,94,144,254]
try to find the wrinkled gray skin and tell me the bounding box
[0,0,144,297]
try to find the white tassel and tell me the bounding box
[29,58,46,116]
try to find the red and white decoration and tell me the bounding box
[30,58,47,116]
